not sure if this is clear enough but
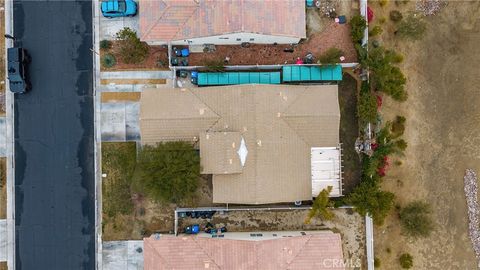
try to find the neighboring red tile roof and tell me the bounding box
[140,0,306,42]
[144,233,345,270]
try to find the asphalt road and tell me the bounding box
[13,1,95,269]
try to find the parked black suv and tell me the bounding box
[7,47,31,94]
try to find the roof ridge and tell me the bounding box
[279,88,310,147]
[141,0,169,41]
[172,3,201,41]
[191,237,223,269]
[188,88,223,130]
[285,235,314,268]
[144,239,173,269]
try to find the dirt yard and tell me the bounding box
[186,21,357,66]
[370,1,480,268]
[339,73,362,194]
[101,142,213,241]
[179,208,366,268]
[100,42,169,71]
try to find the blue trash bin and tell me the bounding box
[181,48,190,57]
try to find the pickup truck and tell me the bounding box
[7,47,31,94]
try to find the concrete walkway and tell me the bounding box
[100,70,173,80]
[103,241,143,270]
[0,219,6,262]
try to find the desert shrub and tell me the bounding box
[136,141,200,203]
[386,247,392,253]
[306,186,334,223]
[101,54,116,68]
[395,139,408,152]
[116,27,149,64]
[399,201,434,237]
[396,15,427,40]
[350,15,367,43]
[100,39,112,50]
[367,47,407,101]
[369,25,383,37]
[374,257,381,268]
[202,59,225,72]
[399,253,413,269]
[379,0,388,7]
[390,10,403,22]
[391,115,406,137]
[378,17,387,24]
[357,81,378,123]
[318,47,344,64]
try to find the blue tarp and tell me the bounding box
[282,65,343,82]
[198,72,281,86]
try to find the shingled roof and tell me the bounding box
[144,233,345,270]
[139,0,306,42]
[140,85,340,204]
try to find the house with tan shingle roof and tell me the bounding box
[140,84,342,204]
[139,0,306,45]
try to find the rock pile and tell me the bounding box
[464,169,480,267]
[416,0,447,16]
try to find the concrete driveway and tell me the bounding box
[99,12,139,40]
[101,102,140,141]
[103,241,143,270]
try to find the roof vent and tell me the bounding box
[237,137,248,166]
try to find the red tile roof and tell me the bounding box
[140,0,306,42]
[144,233,345,270]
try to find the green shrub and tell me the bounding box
[318,47,344,65]
[116,27,149,64]
[369,25,383,37]
[396,15,427,40]
[306,186,334,223]
[346,179,395,225]
[101,54,116,68]
[395,139,408,152]
[391,115,406,137]
[350,15,367,43]
[399,253,413,269]
[202,59,225,72]
[399,201,434,237]
[136,141,200,203]
[367,47,407,101]
[100,39,112,50]
[374,257,381,268]
[390,10,403,22]
[357,82,378,124]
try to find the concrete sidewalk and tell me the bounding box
[100,70,173,80]
[0,219,6,262]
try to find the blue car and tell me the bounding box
[101,0,137,18]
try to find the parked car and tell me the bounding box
[101,0,137,18]
[7,47,31,94]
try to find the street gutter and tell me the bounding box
[5,0,15,268]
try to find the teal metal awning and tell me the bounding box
[282,65,342,82]
[198,72,281,86]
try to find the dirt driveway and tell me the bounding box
[374,2,480,268]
